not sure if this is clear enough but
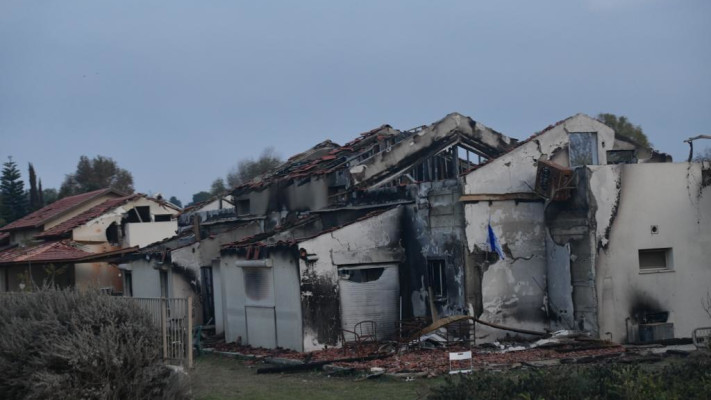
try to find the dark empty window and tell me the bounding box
[639,248,672,271]
[160,270,168,298]
[237,199,250,216]
[154,214,172,222]
[428,259,447,298]
[124,271,133,297]
[339,267,384,283]
[569,132,599,167]
[125,206,151,223]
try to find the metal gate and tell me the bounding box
[125,297,193,367]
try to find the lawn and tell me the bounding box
[190,354,446,400]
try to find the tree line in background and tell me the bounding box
[0,155,138,226]
[188,147,282,207]
[1,115,709,226]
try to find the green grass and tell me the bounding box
[190,354,445,400]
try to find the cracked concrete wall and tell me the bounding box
[462,114,616,341]
[298,206,402,352]
[464,201,548,341]
[588,165,623,249]
[401,180,468,321]
[594,162,711,342]
[545,233,575,330]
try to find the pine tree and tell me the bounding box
[1,157,28,223]
[28,163,40,211]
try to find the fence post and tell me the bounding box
[161,298,167,360]
[187,296,193,368]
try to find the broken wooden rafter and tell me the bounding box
[406,315,546,343]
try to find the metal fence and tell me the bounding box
[124,297,194,368]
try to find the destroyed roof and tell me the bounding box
[232,124,406,193]
[232,113,517,193]
[35,195,140,239]
[0,188,123,232]
[222,205,399,252]
[348,112,517,188]
[0,240,137,265]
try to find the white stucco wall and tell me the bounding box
[219,251,303,350]
[219,254,246,344]
[464,114,615,194]
[124,221,177,248]
[594,162,711,342]
[123,260,162,298]
[298,206,403,351]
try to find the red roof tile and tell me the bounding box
[36,195,139,239]
[0,188,119,232]
[0,240,93,264]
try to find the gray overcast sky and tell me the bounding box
[1,0,709,205]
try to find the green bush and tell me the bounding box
[0,290,191,400]
[428,358,711,400]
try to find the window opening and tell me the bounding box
[125,206,151,223]
[244,267,272,301]
[124,271,133,297]
[339,267,384,283]
[639,248,673,271]
[569,132,599,167]
[428,259,447,298]
[237,199,250,216]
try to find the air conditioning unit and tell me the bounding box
[535,160,573,201]
[639,323,674,343]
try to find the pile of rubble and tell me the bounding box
[207,330,640,377]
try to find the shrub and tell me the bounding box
[428,358,711,400]
[0,289,191,400]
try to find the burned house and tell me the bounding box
[462,114,711,344]
[0,189,180,292]
[116,111,709,350]
[208,113,518,350]
[219,206,403,351]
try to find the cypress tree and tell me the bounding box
[28,163,40,211]
[38,179,44,207]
